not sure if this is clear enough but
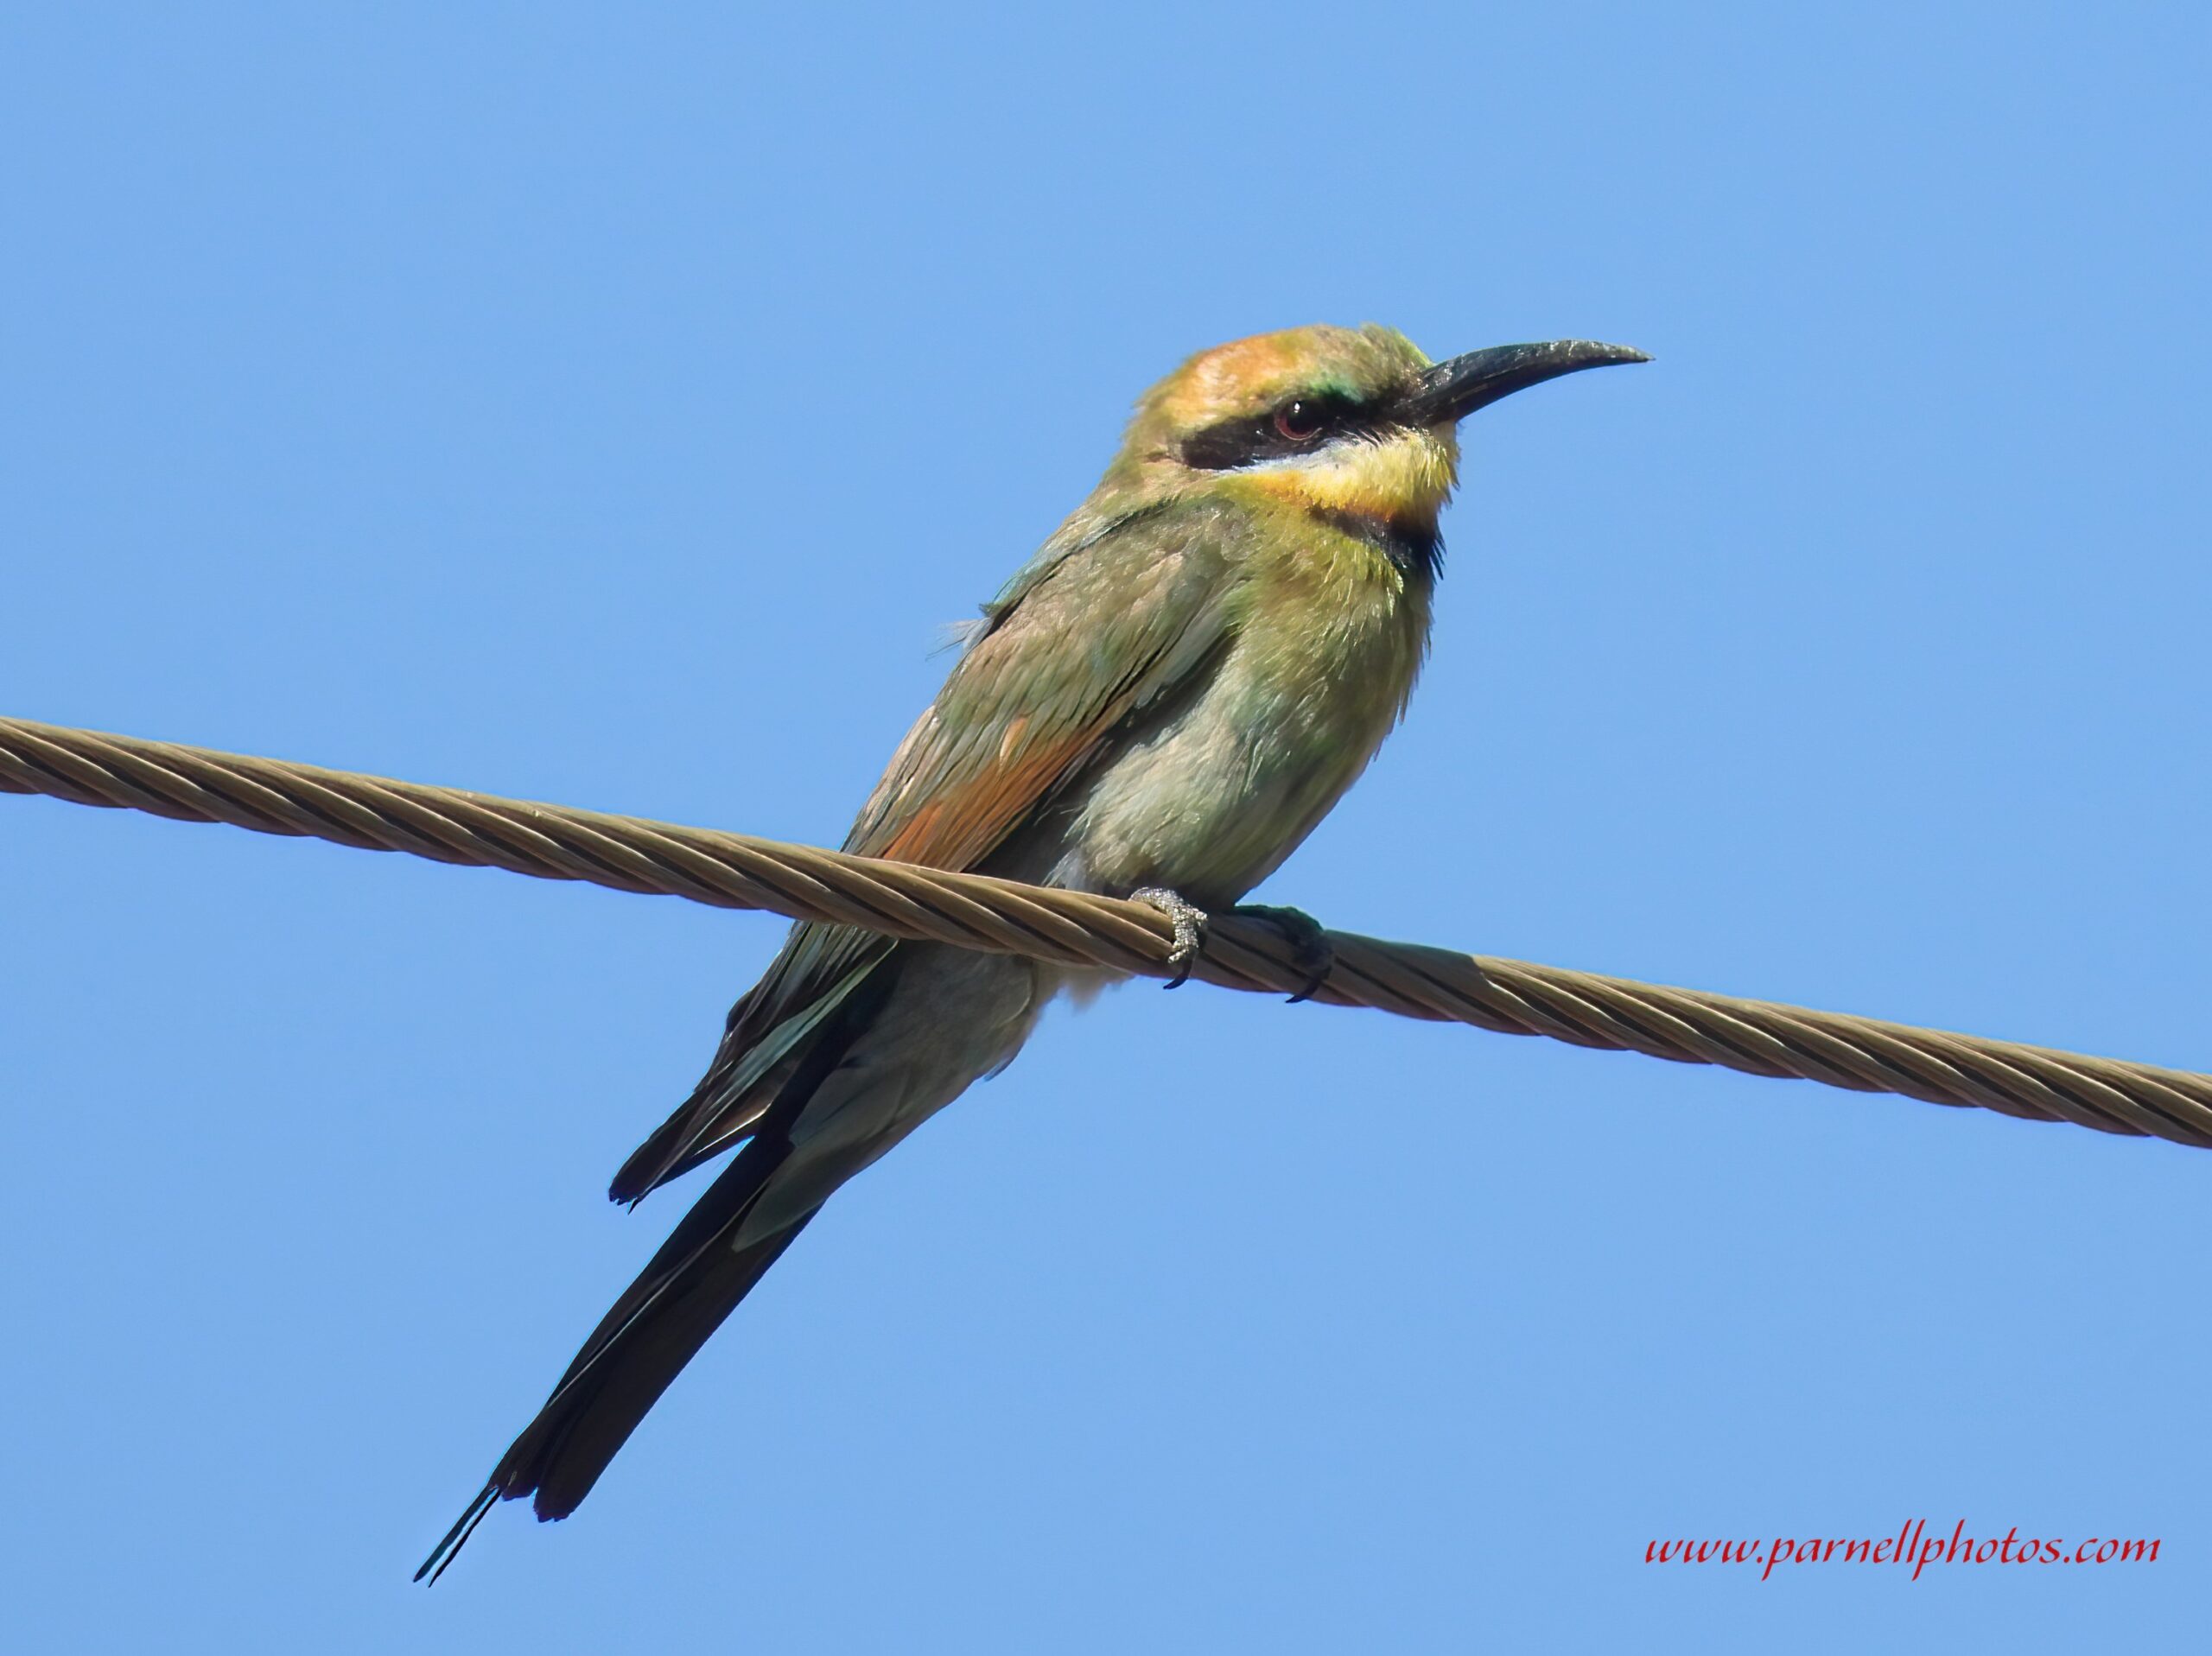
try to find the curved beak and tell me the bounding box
[1399,339,1649,427]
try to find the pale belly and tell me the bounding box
[1025,578,1426,907]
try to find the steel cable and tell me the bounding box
[5,714,2206,1148]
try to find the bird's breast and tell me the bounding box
[1052,521,1432,904]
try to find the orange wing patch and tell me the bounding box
[875,727,1094,870]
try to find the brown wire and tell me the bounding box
[5,713,2207,1148]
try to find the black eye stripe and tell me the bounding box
[1178,393,1379,472]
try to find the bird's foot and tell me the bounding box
[1229,904,1335,1003]
[1130,886,1208,988]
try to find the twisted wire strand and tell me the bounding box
[5,714,2208,1149]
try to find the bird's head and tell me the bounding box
[1111,323,1645,557]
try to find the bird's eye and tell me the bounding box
[1273,399,1329,442]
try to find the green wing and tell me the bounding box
[608,496,1250,1202]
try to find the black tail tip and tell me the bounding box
[416,1482,501,1585]
[607,1159,657,1207]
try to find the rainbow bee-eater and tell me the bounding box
[420,323,1643,1578]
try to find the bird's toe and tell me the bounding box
[1130,886,1211,987]
[1230,904,1334,1002]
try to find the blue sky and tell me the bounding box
[3,3,2207,1650]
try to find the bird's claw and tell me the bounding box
[1131,886,1209,987]
[1229,904,1334,1003]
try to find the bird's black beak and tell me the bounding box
[1398,339,1649,427]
